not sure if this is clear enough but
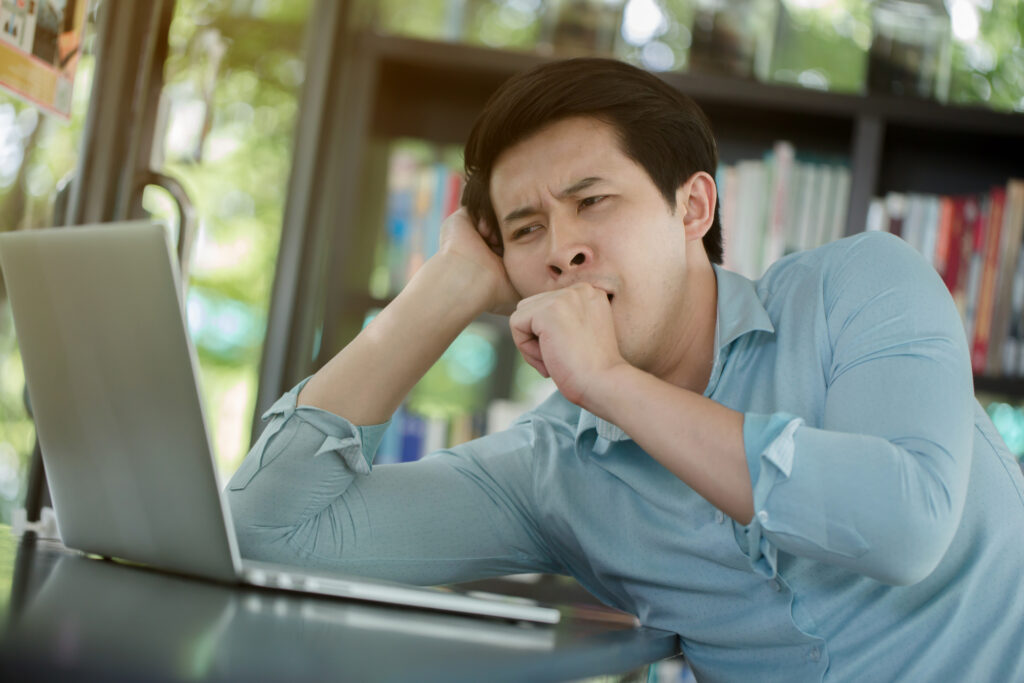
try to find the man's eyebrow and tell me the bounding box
[558,176,604,198]
[500,177,606,227]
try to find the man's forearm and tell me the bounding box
[587,364,754,524]
[297,254,489,425]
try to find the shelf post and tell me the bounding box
[846,114,885,237]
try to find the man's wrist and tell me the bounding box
[582,362,646,423]
[407,252,492,319]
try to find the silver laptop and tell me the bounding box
[0,221,559,625]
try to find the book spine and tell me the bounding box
[719,164,740,273]
[918,196,941,270]
[972,187,1006,373]
[885,192,906,238]
[425,162,448,261]
[734,159,765,278]
[942,197,966,306]
[385,151,417,296]
[400,411,426,463]
[784,163,808,255]
[829,166,851,242]
[962,195,986,345]
[865,197,887,232]
[987,180,1024,377]
[812,164,836,250]
[904,195,921,261]
[765,140,794,266]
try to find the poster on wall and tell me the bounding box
[0,0,86,119]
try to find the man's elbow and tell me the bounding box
[867,514,959,586]
[869,551,943,586]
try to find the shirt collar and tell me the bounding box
[576,264,774,445]
[712,264,775,350]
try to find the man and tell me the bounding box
[227,58,1024,680]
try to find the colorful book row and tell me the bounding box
[717,141,851,280]
[371,148,464,300]
[374,398,536,465]
[866,179,1024,378]
[375,141,853,291]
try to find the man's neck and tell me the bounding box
[658,257,719,395]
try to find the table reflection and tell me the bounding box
[3,549,560,681]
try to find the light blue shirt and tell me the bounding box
[227,231,1024,681]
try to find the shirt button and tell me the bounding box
[808,646,821,662]
[757,510,769,524]
[715,510,726,524]
[768,579,781,592]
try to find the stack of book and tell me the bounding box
[866,180,1024,377]
[373,396,550,464]
[374,408,489,465]
[717,141,852,280]
[370,145,465,300]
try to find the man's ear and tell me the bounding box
[675,172,717,242]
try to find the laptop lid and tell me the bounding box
[0,222,240,581]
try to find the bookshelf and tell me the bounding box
[313,31,1024,417]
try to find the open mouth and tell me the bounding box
[607,293,614,303]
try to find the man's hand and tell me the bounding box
[438,208,519,316]
[509,283,627,408]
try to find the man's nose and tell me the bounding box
[547,220,594,277]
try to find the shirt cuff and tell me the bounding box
[733,412,804,577]
[259,376,391,475]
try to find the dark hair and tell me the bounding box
[462,57,723,264]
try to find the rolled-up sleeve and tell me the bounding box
[225,378,560,585]
[735,233,974,586]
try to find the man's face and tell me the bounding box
[490,116,705,375]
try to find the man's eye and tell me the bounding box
[579,195,607,211]
[511,224,541,241]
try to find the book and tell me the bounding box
[377,142,466,297]
[962,195,987,346]
[734,158,767,278]
[795,161,821,254]
[870,182,1024,378]
[827,166,852,243]
[972,187,1006,372]
[944,197,968,320]
[716,143,850,278]
[811,164,836,251]
[763,140,795,267]
[718,164,740,273]
[884,192,906,238]
[986,180,1024,377]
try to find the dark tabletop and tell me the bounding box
[0,530,679,682]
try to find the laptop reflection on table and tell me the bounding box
[3,551,556,681]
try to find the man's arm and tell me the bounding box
[225,209,558,583]
[510,234,974,586]
[587,365,751,522]
[508,282,752,523]
[227,404,563,584]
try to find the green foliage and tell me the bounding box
[372,0,542,49]
[769,1,871,93]
[948,0,1024,111]
[155,0,311,471]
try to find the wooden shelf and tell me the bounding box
[973,376,1024,398]
[366,32,1024,139]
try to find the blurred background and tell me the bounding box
[1,0,1023,531]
